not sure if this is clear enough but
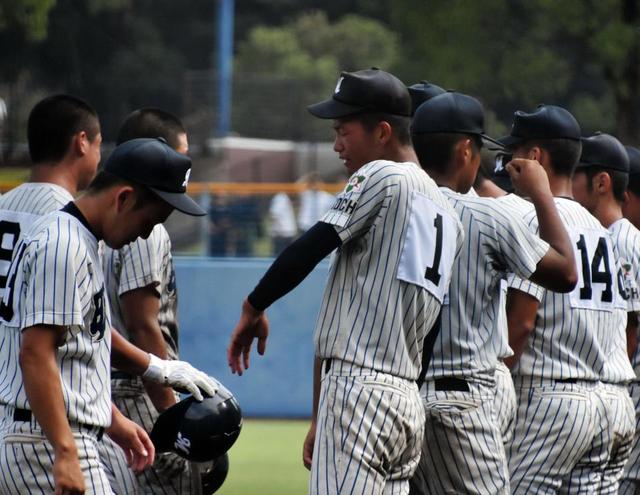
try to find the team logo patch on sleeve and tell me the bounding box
[321,173,369,228]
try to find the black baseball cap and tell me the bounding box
[411,91,502,146]
[577,133,629,172]
[103,138,206,216]
[498,104,581,148]
[625,145,640,177]
[307,68,412,119]
[407,80,446,115]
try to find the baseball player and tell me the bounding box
[500,105,617,492]
[0,138,213,494]
[99,108,205,494]
[615,144,640,494]
[228,68,464,494]
[570,132,638,492]
[407,92,577,495]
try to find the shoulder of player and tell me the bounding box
[0,183,72,214]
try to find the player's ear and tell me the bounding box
[595,171,610,194]
[115,185,136,213]
[71,131,89,157]
[528,146,542,162]
[376,121,393,145]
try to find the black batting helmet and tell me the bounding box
[201,453,230,494]
[150,385,242,462]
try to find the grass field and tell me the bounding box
[219,419,311,494]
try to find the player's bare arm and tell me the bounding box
[20,324,85,494]
[111,327,218,400]
[504,289,540,369]
[120,286,177,412]
[507,158,578,292]
[303,357,323,470]
[106,404,155,473]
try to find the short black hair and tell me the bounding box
[628,174,640,197]
[412,132,483,174]
[519,138,582,177]
[87,170,157,209]
[27,94,100,164]
[343,112,412,145]
[117,108,186,150]
[583,166,629,203]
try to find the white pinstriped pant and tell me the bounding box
[508,377,609,494]
[619,382,640,495]
[493,361,517,446]
[585,382,634,494]
[0,409,113,494]
[411,377,509,495]
[310,360,424,495]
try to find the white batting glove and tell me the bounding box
[142,354,219,401]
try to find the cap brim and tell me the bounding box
[152,189,206,216]
[496,134,526,148]
[307,98,367,119]
[481,134,506,150]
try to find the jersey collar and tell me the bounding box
[61,202,100,240]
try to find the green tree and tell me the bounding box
[390,0,640,142]
[233,11,399,140]
[0,0,56,41]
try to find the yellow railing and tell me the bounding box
[0,182,345,195]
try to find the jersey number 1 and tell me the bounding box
[424,213,443,285]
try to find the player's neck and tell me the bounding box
[30,162,79,196]
[547,174,573,199]
[591,199,623,228]
[474,179,506,199]
[73,195,105,241]
[382,143,418,165]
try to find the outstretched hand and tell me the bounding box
[227,298,269,375]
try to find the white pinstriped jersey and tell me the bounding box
[0,209,112,427]
[0,183,72,302]
[509,198,616,380]
[315,160,464,380]
[426,190,549,381]
[604,218,640,383]
[103,224,179,360]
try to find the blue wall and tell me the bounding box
[174,257,329,418]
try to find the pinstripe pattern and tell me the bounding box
[586,383,635,494]
[510,198,615,381]
[0,417,112,494]
[412,381,509,494]
[99,434,140,494]
[311,362,424,495]
[508,379,602,493]
[493,361,517,445]
[315,160,464,381]
[427,190,549,381]
[102,222,197,493]
[104,224,179,360]
[0,210,112,427]
[621,382,640,493]
[312,160,462,494]
[413,191,549,494]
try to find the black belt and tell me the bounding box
[434,377,470,392]
[324,359,332,374]
[13,408,104,441]
[556,378,578,384]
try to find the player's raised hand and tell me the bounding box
[228,297,270,375]
[106,406,155,473]
[506,158,552,201]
